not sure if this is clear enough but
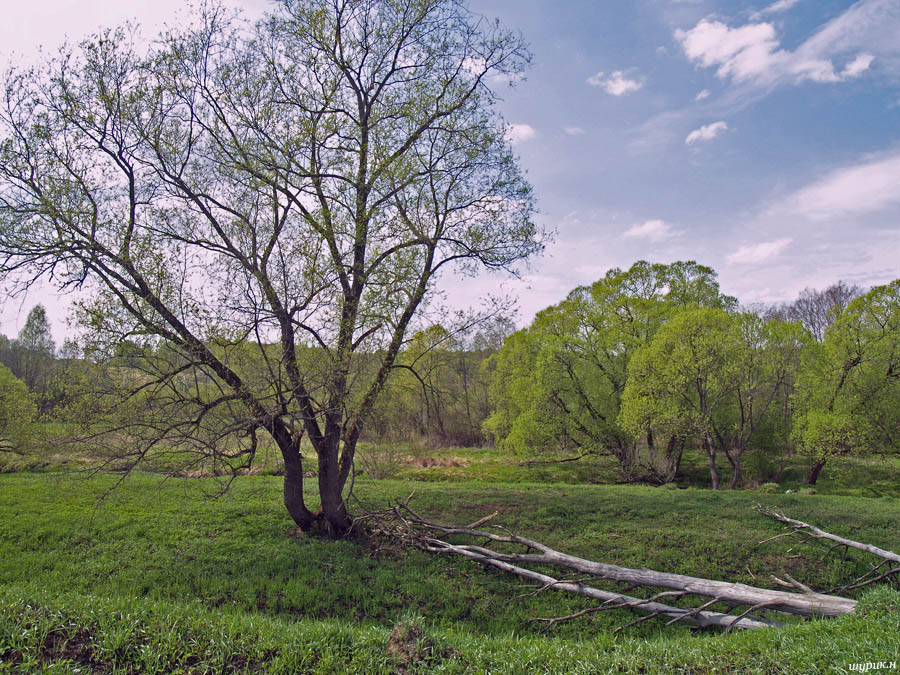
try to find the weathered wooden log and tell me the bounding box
[409,519,856,617]
[421,535,774,630]
[398,506,857,619]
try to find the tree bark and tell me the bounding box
[727,448,744,489]
[316,437,353,536]
[279,437,317,531]
[704,436,720,490]
[664,437,683,483]
[805,459,826,485]
[438,540,773,630]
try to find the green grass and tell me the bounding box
[1,471,899,672]
[2,584,899,674]
[356,443,900,498]
[6,425,899,500]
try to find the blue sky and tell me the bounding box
[458,0,900,317]
[2,0,899,340]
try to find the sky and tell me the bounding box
[1,0,899,342]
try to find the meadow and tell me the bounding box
[1,448,899,673]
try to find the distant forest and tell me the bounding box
[3,260,897,492]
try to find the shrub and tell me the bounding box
[0,364,37,454]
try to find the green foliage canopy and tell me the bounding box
[620,308,808,488]
[793,280,900,465]
[483,260,736,481]
[0,364,36,452]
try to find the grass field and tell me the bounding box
[1,463,899,673]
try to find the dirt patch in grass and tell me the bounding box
[408,455,469,468]
[42,627,112,673]
[386,620,425,673]
[386,618,463,674]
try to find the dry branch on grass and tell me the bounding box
[756,505,900,593]
[756,506,900,564]
[358,497,859,632]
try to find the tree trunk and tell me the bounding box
[704,435,720,490]
[316,437,353,537]
[727,448,744,489]
[664,436,683,483]
[276,431,317,531]
[393,507,858,621]
[806,459,826,485]
[437,541,773,630]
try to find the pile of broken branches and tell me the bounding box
[356,496,867,632]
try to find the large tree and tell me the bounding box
[0,0,541,535]
[792,280,900,484]
[620,308,807,489]
[483,261,736,482]
[767,281,864,342]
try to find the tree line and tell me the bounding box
[484,261,899,488]
[3,262,896,493]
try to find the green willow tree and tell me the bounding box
[792,280,900,484]
[620,308,807,489]
[0,0,542,536]
[483,261,735,482]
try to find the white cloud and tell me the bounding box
[461,57,487,74]
[587,70,643,96]
[695,88,710,101]
[676,20,781,83]
[726,238,792,264]
[623,219,677,242]
[841,52,875,78]
[685,120,728,144]
[753,0,802,19]
[781,151,900,220]
[563,126,585,136]
[676,16,877,87]
[505,123,536,145]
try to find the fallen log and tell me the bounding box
[406,506,856,618]
[423,536,774,630]
[362,501,858,630]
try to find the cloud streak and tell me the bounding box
[623,219,677,242]
[726,238,792,264]
[780,151,900,220]
[752,0,802,19]
[685,121,728,144]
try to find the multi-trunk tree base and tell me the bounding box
[359,498,865,632]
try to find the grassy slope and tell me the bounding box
[1,472,899,672]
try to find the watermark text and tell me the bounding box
[848,662,897,673]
